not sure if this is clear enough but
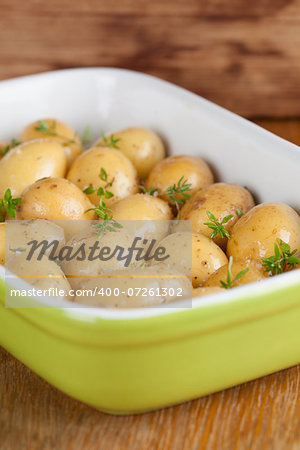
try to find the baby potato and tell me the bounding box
[0,223,5,265]
[177,183,255,249]
[96,128,166,179]
[16,178,94,223]
[5,219,65,262]
[227,202,300,261]
[192,286,223,298]
[146,155,214,206]
[0,140,67,197]
[6,253,72,301]
[204,260,267,288]
[20,118,82,167]
[60,225,135,290]
[67,147,138,206]
[156,232,228,288]
[111,193,173,244]
[74,265,192,308]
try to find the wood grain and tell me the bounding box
[0,119,300,450]
[1,0,300,117]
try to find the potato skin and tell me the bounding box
[20,118,82,168]
[0,224,4,265]
[74,265,192,308]
[146,155,214,206]
[16,178,94,221]
[157,232,228,287]
[227,202,300,261]
[204,260,267,288]
[67,147,139,206]
[178,183,255,249]
[192,286,223,297]
[6,253,72,301]
[0,140,67,197]
[96,127,166,180]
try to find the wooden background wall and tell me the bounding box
[1,0,300,118]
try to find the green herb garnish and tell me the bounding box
[204,211,234,240]
[262,239,300,276]
[34,120,76,146]
[139,185,159,196]
[99,131,121,150]
[236,208,244,218]
[220,256,249,289]
[83,167,114,199]
[82,125,92,147]
[0,189,22,221]
[2,138,21,156]
[140,176,192,208]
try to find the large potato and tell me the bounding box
[146,155,214,206]
[0,224,4,265]
[16,178,94,224]
[204,260,267,288]
[96,127,166,179]
[0,140,67,197]
[4,219,65,262]
[60,225,134,289]
[156,232,228,287]
[67,147,138,206]
[20,118,82,167]
[74,265,192,308]
[178,183,255,249]
[111,193,173,244]
[6,253,72,301]
[227,202,300,261]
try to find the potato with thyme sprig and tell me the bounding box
[146,155,214,207]
[177,183,255,250]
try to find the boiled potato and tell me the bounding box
[204,260,267,288]
[177,183,255,249]
[96,127,166,179]
[67,147,138,206]
[5,219,65,262]
[20,118,82,167]
[192,286,223,298]
[6,252,72,301]
[156,232,228,288]
[0,140,67,197]
[111,193,173,244]
[227,202,300,261]
[0,224,4,265]
[74,265,192,308]
[146,155,214,206]
[60,225,134,289]
[16,178,94,224]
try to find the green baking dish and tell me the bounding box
[0,68,300,414]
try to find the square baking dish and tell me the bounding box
[0,68,300,414]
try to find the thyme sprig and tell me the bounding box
[204,211,234,240]
[83,168,114,199]
[99,131,121,150]
[0,189,22,221]
[140,176,192,209]
[220,256,249,289]
[1,138,21,156]
[262,239,300,276]
[34,120,76,146]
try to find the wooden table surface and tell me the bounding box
[0,119,299,449]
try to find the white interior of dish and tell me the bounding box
[1,68,300,319]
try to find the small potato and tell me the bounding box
[74,265,192,308]
[111,193,173,244]
[96,128,166,179]
[227,202,300,261]
[16,178,94,224]
[6,253,72,301]
[156,232,228,288]
[67,147,139,206]
[0,223,5,265]
[60,225,134,289]
[0,140,67,197]
[20,118,82,167]
[192,286,223,298]
[146,155,214,206]
[5,219,65,262]
[204,260,267,288]
[177,183,255,249]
